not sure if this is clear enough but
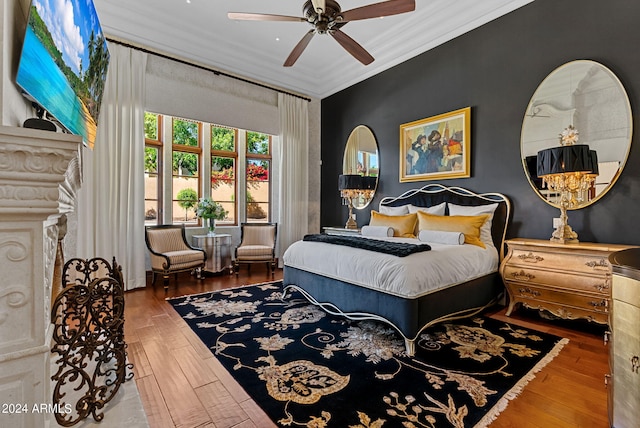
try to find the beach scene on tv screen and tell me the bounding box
[16,0,109,147]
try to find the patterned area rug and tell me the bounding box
[168,281,568,428]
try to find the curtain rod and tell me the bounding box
[106,37,312,102]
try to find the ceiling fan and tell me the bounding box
[228,0,416,67]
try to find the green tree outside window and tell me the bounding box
[176,188,197,221]
[247,131,269,155]
[144,112,158,140]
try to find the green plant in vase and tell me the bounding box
[196,198,227,235]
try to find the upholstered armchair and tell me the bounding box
[145,224,206,290]
[234,222,277,276]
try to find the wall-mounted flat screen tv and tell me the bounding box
[16,0,110,148]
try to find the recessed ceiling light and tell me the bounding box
[276,37,280,41]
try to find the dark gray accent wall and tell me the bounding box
[321,0,640,245]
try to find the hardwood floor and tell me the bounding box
[124,267,610,428]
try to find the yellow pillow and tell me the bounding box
[417,211,489,248]
[370,211,417,238]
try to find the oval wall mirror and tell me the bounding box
[521,60,632,209]
[343,125,379,209]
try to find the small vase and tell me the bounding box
[207,218,216,236]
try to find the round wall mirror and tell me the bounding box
[343,125,379,209]
[521,60,632,209]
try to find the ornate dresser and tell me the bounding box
[607,248,640,427]
[500,238,634,324]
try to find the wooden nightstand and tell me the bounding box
[500,238,635,324]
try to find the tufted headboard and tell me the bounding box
[379,184,511,259]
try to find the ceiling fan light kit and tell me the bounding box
[228,0,415,67]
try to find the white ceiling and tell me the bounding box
[94,0,533,99]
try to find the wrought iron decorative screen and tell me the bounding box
[50,257,133,426]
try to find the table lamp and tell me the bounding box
[536,126,598,244]
[338,174,363,229]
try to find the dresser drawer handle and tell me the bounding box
[518,287,541,297]
[585,259,609,271]
[511,270,535,281]
[518,252,544,263]
[588,299,608,309]
[593,281,610,292]
[632,356,640,374]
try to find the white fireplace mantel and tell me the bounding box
[0,125,82,218]
[0,125,82,428]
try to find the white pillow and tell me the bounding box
[418,230,464,245]
[361,225,394,237]
[447,203,499,249]
[408,202,447,216]
[378,204,409,216]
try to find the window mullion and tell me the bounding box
[162,116,173,224]
[237,130,247,223]
[201,125,212,200]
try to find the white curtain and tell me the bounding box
[76,44,148,290]
[278,93,309,261]
[343,131,359,174]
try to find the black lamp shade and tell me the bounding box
[588,150,599,175]
[525,155,543,189]
[338,174,363,190]
[361,176,377,190]
[537,144,593,177]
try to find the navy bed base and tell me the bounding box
[283,184,510,356]
[283,266,503,355]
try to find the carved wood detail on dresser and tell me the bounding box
[500,238,635,324]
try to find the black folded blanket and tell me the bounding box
[303,234,431,257]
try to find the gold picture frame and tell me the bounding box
[399,107,471,182]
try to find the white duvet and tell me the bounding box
[283,236,499,299]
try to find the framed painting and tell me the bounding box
[399,107,471,182]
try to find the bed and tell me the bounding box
[282,184,511,356]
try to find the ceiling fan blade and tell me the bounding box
[284,30,316,67]
[228,12,306,22]
[330,29,374,65]
[311,0,326,14]
[340,0,415,22]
